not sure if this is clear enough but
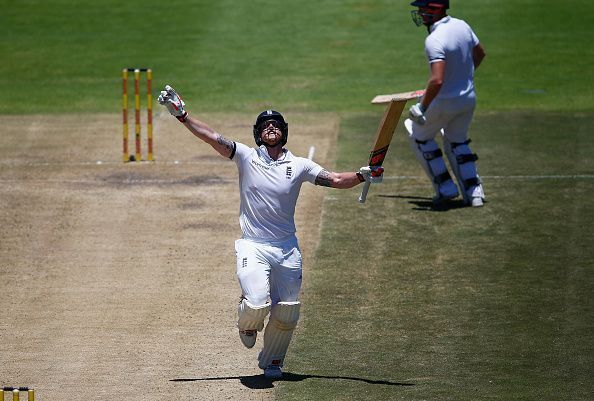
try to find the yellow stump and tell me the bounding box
[147,69,153,161]
[134,69,141,162]
[28,389,34,401]
[122,69,129,162]
[121,67,154,162]
[12,389,18,401]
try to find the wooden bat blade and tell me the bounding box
[371,89,425,104]
[367,100,407,167]
[358,98,408,204]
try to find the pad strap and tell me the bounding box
[456,153,479,164]
[423,148,443,160]
[434,171,453,184]
[464,177,481,187]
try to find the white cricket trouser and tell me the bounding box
[410,92,476,142]
[235,236,302,307]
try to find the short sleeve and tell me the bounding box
[470,29,479,47]
[301,159,324,184]
[425,36,445,63]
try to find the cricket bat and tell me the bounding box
[371,89,426,105]
[358,89,425,203]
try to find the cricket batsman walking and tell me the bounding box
[158,87,381,378]
[407,0,486,207]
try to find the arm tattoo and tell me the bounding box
[315,169,333,187]
[215,133,234,153]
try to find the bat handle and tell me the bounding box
[358,181,371,203]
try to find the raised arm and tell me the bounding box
[315,170,362,189]
[181,116,235,158]
[314,166,383,189]
[158,85,234,158]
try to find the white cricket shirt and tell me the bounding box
[232,143,323,241]
[425,16,480,99]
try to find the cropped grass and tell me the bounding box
[282,112,594,400]
[1,0,593,400]
[1,0,593,114]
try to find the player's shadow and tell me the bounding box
[171,372,415,390]
[377,194,467,212]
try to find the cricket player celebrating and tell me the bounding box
[407,0,486,207]
[158,86,380,379]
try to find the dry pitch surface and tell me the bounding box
[0,112,338,400]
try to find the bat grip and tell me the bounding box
[358,181,371,203]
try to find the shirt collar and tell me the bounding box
[258,145,290,163]
[430,15,451,33]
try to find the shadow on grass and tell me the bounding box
[171,372,415,389]
[377,194,468,211]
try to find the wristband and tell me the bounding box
[176,112,188,123]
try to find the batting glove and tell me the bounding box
[409,103,427,125]
[359,166,384,184]
[158,85,188,122]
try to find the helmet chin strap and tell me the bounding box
[425,13,445,32]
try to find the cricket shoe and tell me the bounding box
[239,329,257,349]
[263,364,283,379]
[470,197,484,207]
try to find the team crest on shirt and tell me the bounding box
[286,166,293,179]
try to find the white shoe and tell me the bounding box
[263,364,283,379]
[471,197,484,207]
[239,329,257,348]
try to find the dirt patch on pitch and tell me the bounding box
[0,112,338,400]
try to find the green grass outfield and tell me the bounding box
[1,0,593,113]
[2,0,593,400]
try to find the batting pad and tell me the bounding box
[409,137,459,198]
[237,299,270,332]
[258,301,301,369]
[443,139,484,202]
[405,119,459,198]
